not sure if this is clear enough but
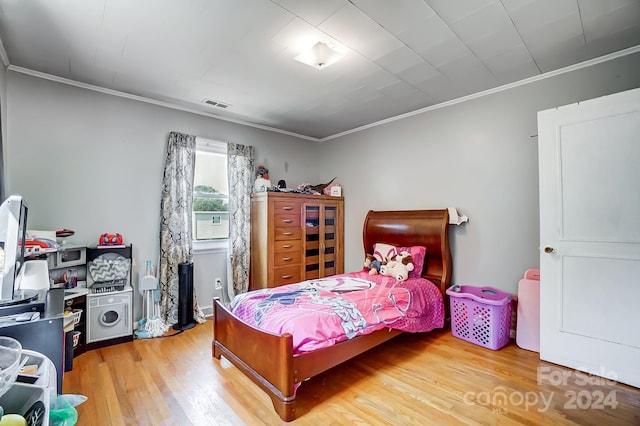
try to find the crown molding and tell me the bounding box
[0,36,9,67]
[6,65,320,142]
[318,44,640,142]
[6,43,640,143]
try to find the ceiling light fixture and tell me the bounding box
[294,41,345,70]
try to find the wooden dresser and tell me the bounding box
[250,191,344,290]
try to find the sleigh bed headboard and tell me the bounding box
[362,209,452,295]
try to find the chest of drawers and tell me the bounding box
[250,192,344,290]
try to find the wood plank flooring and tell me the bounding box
[63,320,640,425]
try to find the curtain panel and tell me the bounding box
[225,142,254,302]
[159,131,205,324]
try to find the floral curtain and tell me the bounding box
[159,131,206,324]
[224,142,254,303]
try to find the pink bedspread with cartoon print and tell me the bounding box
[229,270,445,355]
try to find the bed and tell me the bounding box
[212,209,452,421]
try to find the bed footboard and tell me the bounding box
[212,298,404,421]
[212,298,297,421]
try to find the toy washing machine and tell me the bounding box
[86,291,132,343]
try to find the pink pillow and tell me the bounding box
[397,245,427,278]
[372,243,427,279]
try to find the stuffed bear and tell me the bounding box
[364,254,383,275]
[380,251,415,281]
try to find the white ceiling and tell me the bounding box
[0,0,639,140]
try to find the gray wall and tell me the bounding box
[4,72,321,318]
[320,52,640,291]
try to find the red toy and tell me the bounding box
[99,233,123,245]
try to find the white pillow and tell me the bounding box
[373,243,397,262]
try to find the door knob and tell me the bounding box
[544,246,554,253]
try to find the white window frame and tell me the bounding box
[193,138,228,253]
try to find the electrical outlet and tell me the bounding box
[215,277,222,290]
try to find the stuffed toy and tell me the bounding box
[364,246,396,275]
[380,251,415,281]
[254,165,272,192]
[363,254,383,275]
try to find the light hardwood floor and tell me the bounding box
[63,320,640,425]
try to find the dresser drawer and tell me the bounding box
[274,239,301,253]
[273,201,300,215]
[273,265,302,286]
[273,214,300,227]
[274,251,302,267]
[274,227,301,240]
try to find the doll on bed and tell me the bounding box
[363,254,383,275]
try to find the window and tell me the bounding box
[193,138,228,241]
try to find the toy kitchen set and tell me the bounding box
[53,242,134,351]
[26,230,134,356]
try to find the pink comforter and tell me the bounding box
[230,270,445,354]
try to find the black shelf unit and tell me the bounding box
[65,294,86,359]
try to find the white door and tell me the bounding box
[538,87,640,388]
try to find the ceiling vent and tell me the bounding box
[203,99,231,109]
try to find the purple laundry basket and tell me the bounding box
[446,285,516,350]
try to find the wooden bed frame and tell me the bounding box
[212,209,452,421]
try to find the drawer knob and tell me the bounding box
[282,274,293,279]
[282,257,292,261]
[283,232,293,236]
[283,206,293,210]
[282,219,293,223]
[282,244,292,249]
